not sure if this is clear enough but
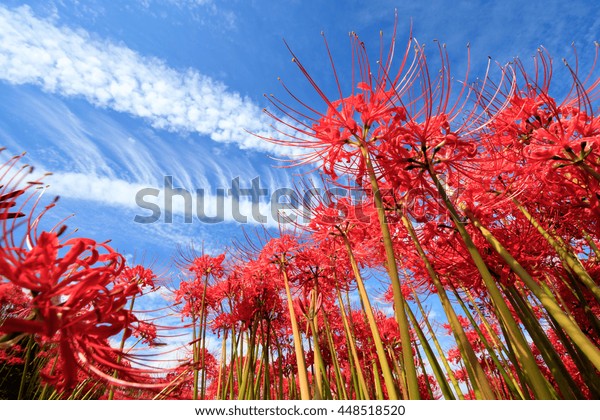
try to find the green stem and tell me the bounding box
[321,293,348,399]
[359,143,420,399]
[18,335,34,400]
[455,286,527,400]
[412,290,465,399]
[192,311,200,400]
[281,261,311,400]
[216,328,227,400]
[467,210,600,371]
[340,230,400,399]
[262,320,271,400]
[308,289,325,399]
[505,285,582,399]
[582,230,600,261]
[428,169,555,399]
[401,214,497,399]
[335,285,370,399]
[513,199,600,304]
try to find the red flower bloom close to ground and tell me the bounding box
[0,230,138,390]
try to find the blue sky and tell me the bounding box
[1,0,599,274]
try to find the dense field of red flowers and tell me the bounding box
[1,28,599,400]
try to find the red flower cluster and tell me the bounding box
[2,25,600,401]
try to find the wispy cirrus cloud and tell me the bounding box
[43,169,289,228]
[0,5,287,154]
[0,86,306,229]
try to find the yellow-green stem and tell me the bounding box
[18,335,34,400]
[308,290,325,399]
[321,297,348,399]
[281,262,311,400]
[335,285,370,399]
[216,328,228,400]
[401,214,496,399]
[373,362,384,399]
[513,199,600,304]
[341,231,400,399]
[582,230,600,261]
[411,289,465,399]
[359,143,419,399]
[404,299,455,399]
[428,169,555,399]
[192,311,200,400]
[455,286,527,400]
[505,285,582,399]
[468,211,600,371]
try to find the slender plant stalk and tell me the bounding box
[404,300,455,399]
[505,285,582,399]
[274,335,285,400]
[280,260,311,400]
[428,168,556,399]
[413,337,434,399]
[544,311,600,398]
[401,213,497,399]
[467,211,600,371]
[411,290,465,399]
[192,310,200,400]
[307,288,327,399]
[372,362,384,399]
[252,357,263,398]
[340,230,400,399]
[18,335,34,400]
[261,320,272,399]
[581,230,600,261]
[321,297,348,399]
[200,310,209,399]
[196,273,211,399]
[359,141,420,399]
[335,285,370,399]
[513,199,600,304]
[216,328,228,399]
[238,325,253,399]
[455,286,527,399]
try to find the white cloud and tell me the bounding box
[46,171,147,208]
[0,5,290,155]
[38,169,287,228]
[0,88,303,228]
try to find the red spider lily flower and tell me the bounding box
[175,253,226,318]
[0,344,24,365]
[262,22,507,195]
[228,257,285,328]
[0,282,31,320]
[174,279,205,319]
[0,152,161,392]
[0,229,140,391]
[132,320,158,346]
[261,24,415,179]
[119,264,157,291]
[189,254,226,279]
[258,235,299,265]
